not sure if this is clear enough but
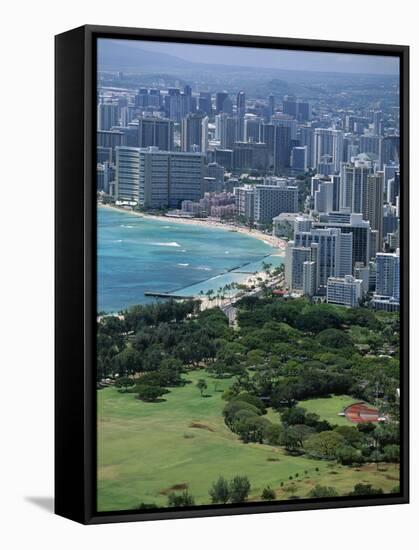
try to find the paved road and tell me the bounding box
[221,273,285,326]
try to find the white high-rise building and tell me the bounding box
[365,172,384,249]
[372,250,400,311]
[97,103,119,131]
[291,146,308,172]
[375,250,400,300]
[340,155,373,213]
[313,128,343,172]
[181,114,208,153]
[303,261,317,297]
[294,228,353,291]
[254,185,298,224]
[116,146,204,208]
[314,181,334,213]
[234,185,255,222]
[327,275,363,308]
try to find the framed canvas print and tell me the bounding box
[55,25,409,524]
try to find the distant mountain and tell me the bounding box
[98,39,194,72]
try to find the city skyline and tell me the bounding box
[96,36,402,513]
[99,38,400,75]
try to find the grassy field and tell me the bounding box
[98,372,398,511]
[298,395,361,426]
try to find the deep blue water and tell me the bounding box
[97,207,283,312]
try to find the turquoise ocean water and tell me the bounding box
[97,207,283,312]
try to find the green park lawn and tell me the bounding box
[299,395,360,426]
[97,372,398,511]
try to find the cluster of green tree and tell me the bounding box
[97,301,230,383]
[132,478,399,510]
[223,393,270,443]
[231,298,399,411]
[222,395,400,466]
[209,475,251,504]
[97,294,400,472]
[164,475,252,508]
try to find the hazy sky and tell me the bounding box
[131,40,399,75]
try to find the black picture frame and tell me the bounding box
[55,24,409,525]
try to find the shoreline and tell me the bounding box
[98,203,286,255]
[98,202,286,313]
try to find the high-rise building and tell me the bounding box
[290,146,307,173]
[340,156,373,213]
[120,106,135,127]
[273,125,292,174]
[273,213,310,239]
[97,146,113,164]
[234,185,256,222]
[214,149,233,171]
[114,125,139,148]
[97,161,115,193]
[383,204,399,239]
[313,128,343,172]
[115,146,204,207]
[372,250,400,310]
[236,91,246,118]
[294,228,353,291]
[314,181,334,213]
[233,142,269,171]
[297,101,312,122]
[216,114,238,149]
[372,111,383,135]
[343,136,359,163]
[317,156,335,177]
[354,263,370,295]
[310,175,331,200]
[115,147,142,202]
[379,136,400,169]
[387,170,400,205]
[261,123,275,170]
[181,85,193,118]
[97,130,127,151]
[282,96,311,122]
[166,88,181,122]
[375,250,400,299]
[198,92,212,116]
[286,245,312,290]
[205,163,225,188]
[358,135,381,158]
[216,91,232,114]
[254,184,298,224]
[327,275,362,307]
[314,212,371,268]
[97,103,119,131]
[272,116,298,140]
[181,113,208,153]
[135,88,149,108]
[298,126,314,169]
[148,89,161,108]
[268,94,275,118]
[282,95,298,118]
[245,117,262,143]
[330,175,341,211]
[365,172,384,249]
[303,261,317,296]
[137,117,174,151]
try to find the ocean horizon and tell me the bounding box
[97,207,283,313]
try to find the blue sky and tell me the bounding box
[129,40,399,75]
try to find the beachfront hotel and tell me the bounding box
[115,146,204,208]
[254,184,298,224]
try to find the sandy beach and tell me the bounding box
[99,203,286,254]
[98,202,286,311]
